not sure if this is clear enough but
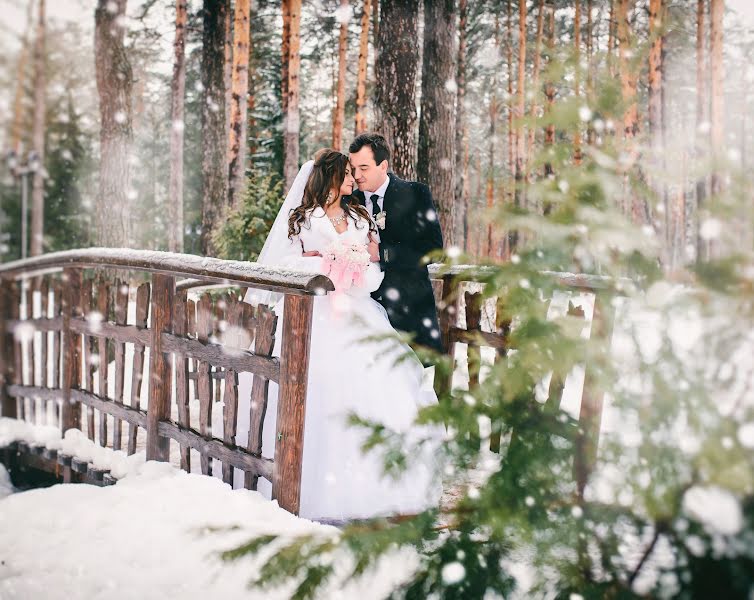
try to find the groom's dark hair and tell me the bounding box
[349,132,390,166]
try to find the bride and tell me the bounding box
[236,149,444,522]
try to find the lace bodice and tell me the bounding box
[280,207,383,295]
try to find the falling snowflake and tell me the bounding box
[441,561,466,585]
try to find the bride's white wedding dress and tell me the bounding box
[236,206,444,521]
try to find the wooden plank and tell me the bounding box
[61,268,82,432]
[145,274,175,462]
[186,298,197,406]
[0,282,16,418]
[221,297,243,485]
[272,294,314,515]
[0,248,336,296]
[81,279,95,441]
[6,316,63,332]
[112,280,129,451]
[449,326,508,350]
[96,279,110,447]
[51,281,62,392]
[246,304,276,490]
[39,279,48,401]
[64,318,280,381]
[10,283,23,419]
[213,295,226,405]
[7,385,148,429]
[173,292,191,472]
[158,421,273,481]
[127,283,150,455]
[24,282,35,422]
[196,293,214,475]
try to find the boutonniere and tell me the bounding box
[375,210,387,230]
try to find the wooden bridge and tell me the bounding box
[0,248,614,514]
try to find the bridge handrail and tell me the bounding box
[0,248,335,296]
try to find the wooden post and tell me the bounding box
[0,280,16,418]
[61,268,82,432]
[146,274,175,462]
[435,274,458,399]
[272,294,313,515]
[573,292,615,499]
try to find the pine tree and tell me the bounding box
[417,0,457,246]
[94,0,133,247]
[168,0,188,253]
[374,0,420,180]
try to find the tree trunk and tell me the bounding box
[514,0,527,192]
[224,5,232,155]
[282,0,290,115]
[417,0,457,246]
[455,0,469,250]
[30,0,45,257]
[200,0,230,256]
[586,0,594,145]
[506,0,514,185]
[608,0,615,77]
[618,0,643,224]
[544,2,555,178]
[573,0,582,164]
[10,1,33,154]
[168,0,187,253]
[354,0,372,135]
[695,0,707,260]
[228,0,250,209]
[372,0,379,50]
[94,0,133,247]
[527,0,545,171]
[375,0,420,180]
[332,0,349,150]
[618,0,638,141]
[709,0,723,199]
[283,0,301,188]
[648,0,665,247]
[486,14,500,258]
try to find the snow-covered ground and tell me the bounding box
[0,454,419,600]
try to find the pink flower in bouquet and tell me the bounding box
[321,241,371,292]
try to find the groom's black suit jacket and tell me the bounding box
[354,173,444,354]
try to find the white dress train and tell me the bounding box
[235,207,444,521]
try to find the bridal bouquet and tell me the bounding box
[321,240,371,292]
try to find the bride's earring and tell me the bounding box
[326,191,335,205]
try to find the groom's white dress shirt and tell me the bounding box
[364,176,390,215]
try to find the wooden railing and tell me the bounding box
[0,250,618,512]
[0,248,334,514]
[428,265,618,498]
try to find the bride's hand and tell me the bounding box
[367,239,380,262]
[302,250,322,257]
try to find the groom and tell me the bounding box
[349,132,444,355]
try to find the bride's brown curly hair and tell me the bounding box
[288,148,376,239]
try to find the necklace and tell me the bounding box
[329,211,347,227]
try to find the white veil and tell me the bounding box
[243,160,314,306]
